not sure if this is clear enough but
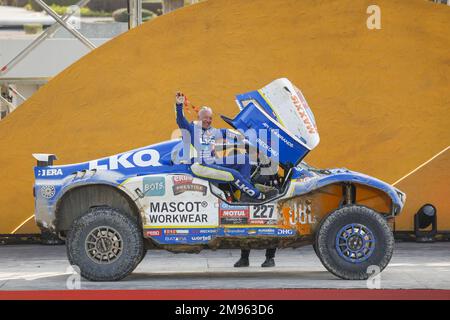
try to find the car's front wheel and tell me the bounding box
[316,205,394,280]
[66,207,144,281]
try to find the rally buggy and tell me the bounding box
[32,78,405,281]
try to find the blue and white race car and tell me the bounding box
[33,78,406,281]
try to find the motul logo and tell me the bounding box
[221,210,247,217]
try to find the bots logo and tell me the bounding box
[40,185,56,199]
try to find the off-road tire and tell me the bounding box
[312,242,318,256]
[139,248,148,263]
[66,207,144,281]
[316,205,394,280]
[312,214,328,257]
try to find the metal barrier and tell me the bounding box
[0,0,99,119]
[0,0,93,77]
[0,0,145,120]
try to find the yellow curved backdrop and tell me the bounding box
[1,0,449,234]
[395,148,450,231]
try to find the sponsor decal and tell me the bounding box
[164,236,188,242]
[234,179,256,197]
[225,227,280,236]
[149,201,208,213]
[197,127,217,145]
[262,123,294,148]
[190,235,212,242]
[220,201,249,211]
[295,176,314,183]
[249,219,265,224]
[150,214,208,224]
[164,229,190,235]
[250,204,276,220]
[221,209,248,218]
[292,169,316,184]
[143,177,165,196]
[172,175,207,196]
[290,93,317,134]
[219,201,249,225]
[256,137,279,157]
[148,201,211,225]
[221,218,247,225]
[37,168,63,177]
[249,219,278,225]
[89,149,162,170]
[191,228,218,234]
[287,200,317,225]
[224,228,248,235]
[40,185,56,199]
[145,229,162,237]
[256,228,277,235]
[277,228,295,236]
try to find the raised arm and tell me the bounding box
[174,92,191,130]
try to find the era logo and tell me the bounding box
[366,5,381,30]
[38,168,63,177]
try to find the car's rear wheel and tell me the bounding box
[312,242,318,256]
[316,205,394,280]
[139,247,148,263]
[66,207,144,281]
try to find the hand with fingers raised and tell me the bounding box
[175,91,186,106]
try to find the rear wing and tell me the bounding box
[32,153,57,167]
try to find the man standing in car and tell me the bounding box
[174,92,277,202]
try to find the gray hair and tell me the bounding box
[198,106,213,117]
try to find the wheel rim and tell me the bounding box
[335,223,376,263]
[85,227,123,264]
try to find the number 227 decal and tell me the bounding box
[251,205,275,219]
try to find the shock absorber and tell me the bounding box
[344,183,355,205]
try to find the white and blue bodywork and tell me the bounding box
[33,79,405,249]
